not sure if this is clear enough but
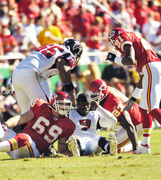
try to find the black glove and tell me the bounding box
[106,52,116,62]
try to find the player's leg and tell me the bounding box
[24,73,51,105]
[12,68,51,113]
[98,135,117,155]
[67,136,80,157]
[12,68,32,113]
[115,123,142,153]
[0,133,39,159]
[147,62,161,123]
[137,63,159,154]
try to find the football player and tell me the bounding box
[106,27,161,153]
[88,79,142,153]
[68,93,117,156]
[9,39,83,116]
[0,91,76,159]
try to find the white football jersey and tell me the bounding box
[69,110,101,135]
[17,44,76,79]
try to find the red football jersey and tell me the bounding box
[113,29,160,72]
[22,99,75,154]
[100,86,142,126]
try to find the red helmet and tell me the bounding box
[108,27,125,51]
[88,79,108,102]
[51,91,72,116]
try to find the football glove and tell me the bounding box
[2,123,8,133]
[106,52,116,62]
[123,97,136,111]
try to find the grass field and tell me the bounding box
[0,129,161,180]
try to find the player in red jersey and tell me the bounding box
[88,79,143,152]
[0,91,76,159]
[106,27,161,154]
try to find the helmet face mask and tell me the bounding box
[51,91,72,116]
[63,39,83,63]
[108,29,117,52]
[88,79,108,102]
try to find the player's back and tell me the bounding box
[17,44,76,79]
[101,86,142,126]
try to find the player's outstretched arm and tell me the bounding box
[56,58,76,106]
[58,137,72,156]
[118,111,139,151]
[5,110,34,128]
[106,44,135,66]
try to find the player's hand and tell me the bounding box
[90,101,99,111]
[123,97,136,111]
[2,123,8,133]
[105,52,116,62]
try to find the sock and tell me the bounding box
[7,133,30,151]
[0,140,11,152]
[149,108,161,124]
[140,108,153,148]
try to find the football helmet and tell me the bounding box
[63,39,83,62]
[108,27,124,51]
[88,79,108,102]
[51,91,72,116]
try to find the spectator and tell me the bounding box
[142,11,160,42]
[22,16,40,50]
[38,14,63,46]
[149,24,161,51]
[25,0,40,19]
[70,4,95,42]
[102,63,131,96]
[86,16,104,63]
[0,21,19,54]
[133,0,150,30]
[80,62,101,90]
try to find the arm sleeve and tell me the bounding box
[96,105,117,128]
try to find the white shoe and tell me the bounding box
[68,136,80,157]
[0,122,5,141]
[133,145,151,154]
[108,134,117,156]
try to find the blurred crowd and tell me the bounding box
[0,0,161,122]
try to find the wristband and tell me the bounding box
[63,82,74,92]
[130,97,137,102]
[114,57,123,65]
[132,87,143,99]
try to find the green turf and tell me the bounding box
[0,129,161,180]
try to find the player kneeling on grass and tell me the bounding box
[68,93,117,156]
[0,91,76,159]
[88,79,144,153]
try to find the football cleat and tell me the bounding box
[132,145,151,154]
[108,134,117,156]
[68,136,80,157]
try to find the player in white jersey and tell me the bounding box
[68,93,117,156]
[11,39,83,115]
